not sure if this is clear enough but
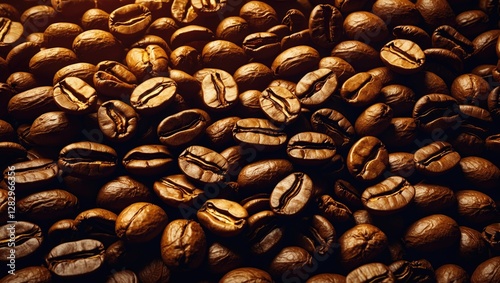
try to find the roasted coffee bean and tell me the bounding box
[272,45,320,78]
[169,46,201,75]
[96,176,153,213]
[246,210,285,255]
[451,73,490,108]
[269,246,313,279]
[308,4,343,48]
[412,182,456,216]
[346,263,395,283]
[435,264,469,283]
[260,86,301,125]
[343,11,389,44]
[459,156,500,191]
[347,136,389,182]
[361,176,415,215]
[7,71,40,93]
[58,141,118,179]
[5,41,41,74]
[98,100,138,142]
[197,199,248,237]
[412,94,461,133]
[270,172,313,216]
[310,108,355,149]
[45,239,105,278]
[170,0,199,24]
[404,214,461,252]
[239,1,278,31]
[130,77,177,115]
[170,25,214,51]
[202,40,247,74]
[340,72,382,107]
[93,60,137,98]
[115,202,168,243]
[237,159,294,194]
[29,111,80,146]
[157,108,210,147]
[380,39,426,74]
[392,25,432,50]
[380,84,416,117]
[388,259,434,283]
[296,69,337,108]
[455,190,498,226]
[233,63,274,92]
[136,257,171,283]
[0,221,42,261]
[415,0,455,30]
[456,10,490,39]
[197,68,239,111]
[0,266,52,283]
[3,158,58,192]
[17,189,79,222]
[354,103,393,137]
[471,257,500,283]
[413,141,461,176]
[72,29,124,65]
[178,145,228,184]
[125,45,169,80]
[106,270,138,283]
[53,77,97,115]
[43,22,83,49]
[216,16,250,46]
[206,241,244,274]
[47,219,78,247]
[81,8,110,31]
[482,223,500,252]
[432,25,474,59]
[219,267,272,283]
[153,174,203,207]
[108,4,152,41]
[286,132,336,166]
[296,214,336,255]
[306,273,346,283]
[122,144,174,176]
[331,40,381,72]
[74,208,117,244]
[206,117,241,148]
[339,224,388,270]
[232,118,287,149]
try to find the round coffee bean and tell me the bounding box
[380,39,426,74]
[115,202,168,243]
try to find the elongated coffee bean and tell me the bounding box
[122,144,175,176]
[413,141,461,176]
[270,172,313,216]
[308,4,343,48]
[130,77,177,115]
[178,145,228,184]
[157,109,211,147]
[98,100,138,142]
[310,108,355,148]
[46,239,105,278]
[361,176,415,215]
[286,132,336,165]
[260,86,301,125]
[58,141,118,179]
[347,136,389,182]
[295,68,338,108]
[232,118,287,149]
[197,199,248,237]
[53,76,97,114]
[380,39,426,74]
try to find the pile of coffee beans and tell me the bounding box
[1,0,500,282]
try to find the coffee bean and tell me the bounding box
[97,176,153,213]
[122,144,175,176]
[53,77,97,115]
[197,199,248,237]
[435,264,469,283]
[98,100,139,142]
[286,132,336,165]
[361,176,415,215]
[3,158,58,192]
[17,189,79,222]
[45,239,105,278]
[153,174,204,207]
[130,77,177,115]
[412,94,461,133]
[246,210,285,255]
[260,86,301,125]
[233,118,288,149]
[270,172,313,216]
[380,39,426,74]
[115,202,168,243]
[340,72,382,107]
[178,145,228,184]
[58,141,118,179]
[346,263,395,283]
[347,136,389,182]
[220,267,272,283]
[0,221,42,261]
[404,214,460,252]
[0,266,52,283]
[339,224,388,270]
[108,4,152,41]
[308,4,343,48]
[272,45,320,78]
[296,69,338,108]
[413,141,461,176]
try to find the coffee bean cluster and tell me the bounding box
[0,0,499,282]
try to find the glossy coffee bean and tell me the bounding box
[157,109,211,148]
[380,39,426,74]
[270,172,313,216]
[0,221,42,261]
[53,77,97,115]
[346,263,395,283]
[286,132,336,166]
[404,214,461,252]
[17,189,79,222]
[153,174,203,207]
[340,72,382,107]
[296,69,338,108]
[232,118,288,149]
[308,4,343,48]
[219,267,272,283]
[339,224,388,270]
[98,100,138,142]
[197,199,248,237]
[45,239,105,278]
[58,141,118,179]
[0,266,52,283]
[260,86,301,125]
[96,176,153,214]
[361,176,415,215]
[178,145,228,184]
[130,77,177,115]
[347,136,389,182]
[413,141,461,176]
[115,202,168,243]
[108,4,152,41]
